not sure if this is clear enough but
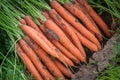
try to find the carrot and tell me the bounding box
[42,11,52,20]
[53,59,73,78]
[18,39,52,80]
[20,25,57,57]
[77,0,111,38]
[45,19,86,63]
[71,0,103,41]
[42,10,85,57]
[39,25,80,63]
[71,26,98,51]
[20,25,74,66]
[24,16,40,31]
[16,43,43,80]
[48,9,86,57]
[64,2,102,38]
[45,70,55,80]
[19,19,27,25]
[42,11,73,42]
[50,0,101,49]
[24,36,65,80]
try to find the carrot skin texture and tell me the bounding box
[39,25,80,63]
[24,36,65,80]
[45,19,86,62]
[54,60,73,78]
[48,9,86,57]
[77,0,111,38]
[16,44,43,80]
[50,0,101,49]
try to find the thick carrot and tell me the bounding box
[71,0,103,41]
[39,25,80,63]
[16,43,43,80]
[45,19,86,62]
[48,9,86,57]
[50,0,101,49]
[53,60,73,78]
[24,36,65,80]
[18,39,51,80]
[71,26,98,51]
[24,16,40,31]
[77,0,111,38]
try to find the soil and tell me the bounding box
[71,34,118,80]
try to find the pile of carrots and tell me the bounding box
[16,0,113,80]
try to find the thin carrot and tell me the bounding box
[39,25,80,63]
[20,25,74,66]
[45,19,86,62]
[19,19,27,25]
[53,59,73,78]
[48,9,86,57]
[50,0,101,49]
[71,26,98,51]
[24,16,40,31]
[18,39,51,80]
[71,0,103,41]
[63,2,102,39]
[16,43,43,80]
[77,0,111,38]
[24,36,65,79]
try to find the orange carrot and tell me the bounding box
[50,0,101,49]
[24,16,40,31]
[20,25,57,57]
[63,2,102,38]
[45,19,86,62]
[16,43,43,80]
[71,26,98,51]
[20,25,74,66]
[42,11,52,20]
[48,9,86,57]
[53,60,73,78]
[45,70,55,80]
[77,0,111,38]
[42,11,74,42]
[39,25,80,63]
[71,0,103,41]
[24,36,65,79]
[19,19,27,25]
[18,39,51,80]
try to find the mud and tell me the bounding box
[71,34,118,80]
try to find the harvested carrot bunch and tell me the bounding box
[0,0,113,80]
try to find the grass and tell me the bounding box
[0,0,120,80]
